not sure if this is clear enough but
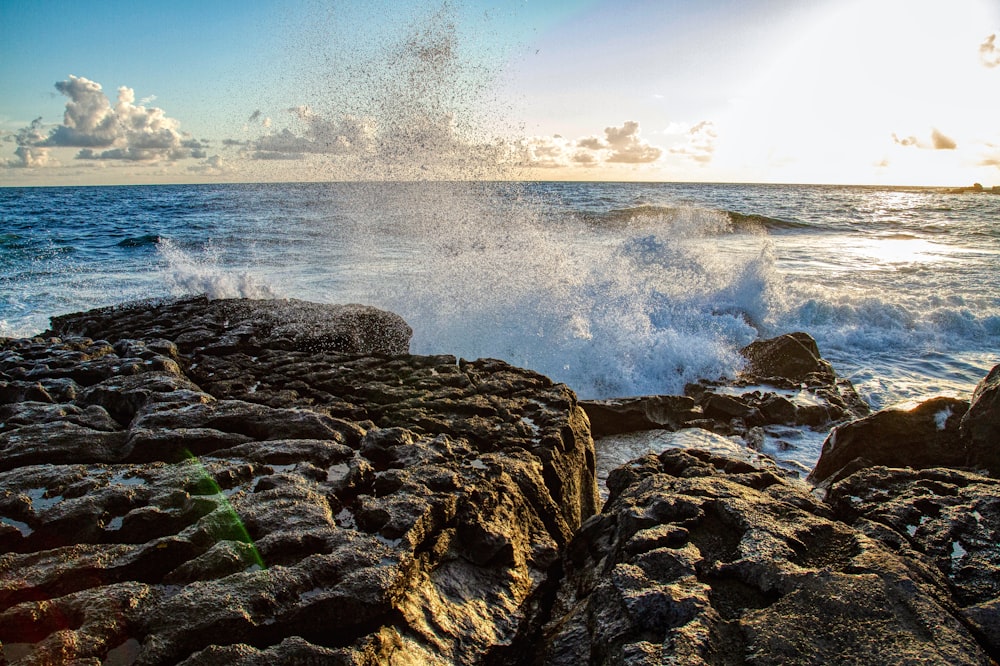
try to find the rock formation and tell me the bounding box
[540,448,993,664]
[2,299,998,664]
[1,296,597,664]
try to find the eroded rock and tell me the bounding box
[826,465,1000,658]
[808,396,970,486]
[0,297,597,665]
[541,449,991,665]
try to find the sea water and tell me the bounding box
[2,181,998,423]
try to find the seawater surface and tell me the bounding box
[2,181,998,416]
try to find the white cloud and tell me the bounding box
[2,117,57,168]
[521,121,663,169]
[601,121,663,163]
[892,128,957,150]
[187,154,230,175]
[668,120,718,164]
[3,75,201,166]
[251,107,377,159]
[980,33,1000,68]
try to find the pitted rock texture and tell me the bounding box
[540,449,992,665]
[826,465,1000,659]
[48,295,412,357]
[0,298,598,665]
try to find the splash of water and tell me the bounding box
[158,238,278,300]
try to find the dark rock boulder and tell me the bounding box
[580,395,699,437]
[826,465,1000,659]
[740,331,835,383]
[961,363,1000,476]
[808,396,970,486]
[541,449,992,664]
[49,295,413,356]
[584,333,869,481]
[0,297,598,664]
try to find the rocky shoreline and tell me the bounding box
[1,297,997,665]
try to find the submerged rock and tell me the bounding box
[0,296,598,664]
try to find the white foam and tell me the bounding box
[373,189,774,399]
[158,238,278,300]
[934,407,952,430]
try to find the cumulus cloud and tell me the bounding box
[668,120,718,164]
[250,107,377,160]
[892,128,957,150]
[3,75,201,167]
[187,154,230,175]
[2,117,58,168]
[519,135,575,168]
[980,33,1000,68]
[520,121,662,169]
[931,128,957,150]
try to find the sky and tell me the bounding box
[2,0,999,187]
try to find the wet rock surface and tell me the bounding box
[541,449,993,665]
[583,331,870,480]
[2,304,998,664]
[826,465,1000,660]
[808,396,970,486]
[1,297,597,664]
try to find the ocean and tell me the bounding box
[2,181,998,432]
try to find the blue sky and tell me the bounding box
[3,0,1000,186]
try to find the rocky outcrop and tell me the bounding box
[739,332,835,383]
[582,332,868,442]
[826,466,1000,659]
[810,362,1000,486]
[961,363,1000,476]
[4,301,998,664]
[0,297,598,664]
[808,396,970,486]
[583,332,869,481]
[48,296,413,357]
[540,448,992,664]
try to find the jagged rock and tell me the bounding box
[580,395,699,437]
[49,295,413,356]
[740,331,835,383]
[808,396,970,486]
[826,465,1000,658]
[541,449,992,665]
[961,363,1000,476]
[0,297,597,665]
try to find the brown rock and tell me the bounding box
[541,449,990,664]
[960,363,1000,476]
[740,332,835,383]
[808,396,970,486]
[580,395,698,437]
[0,297,597,664]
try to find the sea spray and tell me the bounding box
[158,238,278,300]
[349,184,781,398]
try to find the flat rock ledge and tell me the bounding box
[2,297,998,665]
[1,296,597,664]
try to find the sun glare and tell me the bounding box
[718,0,1000,185]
